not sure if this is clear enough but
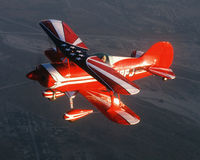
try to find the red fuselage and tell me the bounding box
[27,54,153,94]
[27,41,174,98]
[26,41,175,125]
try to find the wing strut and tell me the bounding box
[69,97,74,109]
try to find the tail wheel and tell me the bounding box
[162,77,168,81]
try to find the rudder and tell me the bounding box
[141,41,175,80]
[141,41,174,68]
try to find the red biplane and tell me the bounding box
[27,19,175,125]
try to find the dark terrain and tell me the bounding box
[0,0,200,160]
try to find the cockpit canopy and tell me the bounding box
[92,53,110,64]
[131,50,144,58]
[92,52,133,66]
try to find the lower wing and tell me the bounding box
[79,88,140,125]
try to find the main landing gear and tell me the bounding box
[51,92,56,101]
[162,77,168,81]
[63,91,93,122]
[110,91,120,107]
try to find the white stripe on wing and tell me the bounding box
[50,19,65,42]
[42,63,94,82]
[50,79,97,89]
[73,37,82,45]
[115,110,140,125]
[87,62,139,95]
[42,63,66,81]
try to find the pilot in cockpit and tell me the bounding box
[101,55,107,63]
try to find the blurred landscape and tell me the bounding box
[0,0,200,159]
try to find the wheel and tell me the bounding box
[48,97,56,101]
[162,77,168,81]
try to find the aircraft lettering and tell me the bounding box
[118,69,135,77]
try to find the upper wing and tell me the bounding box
[40,19,88,50]
[40,19,88,63]
[79,88,140,125]
[39,19,140,95]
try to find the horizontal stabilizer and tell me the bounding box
[147,66,176,79]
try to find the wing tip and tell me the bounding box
[39,19,89,50]
[129,118,140,125]
[114,110,141,125]
[129,88,140,95]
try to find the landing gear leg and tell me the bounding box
[53,91,56,100]
[63,92,93,121]
[49,91,56,101]
[110,91,120,109]
[69,97,74,109]
[65,91,78,109]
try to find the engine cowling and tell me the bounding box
[26,65,56,88]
